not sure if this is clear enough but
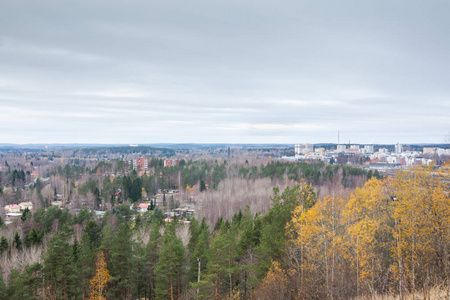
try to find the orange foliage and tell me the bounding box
[253,260,289,300]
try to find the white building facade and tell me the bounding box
[295,143,314,156]
[337,144,346,153]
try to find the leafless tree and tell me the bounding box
[41,185,55,204]
[84,191,96,210]
[1,244,45,283]
[176,223,190,247]
[29,189,40,212]
[197,177,293,227]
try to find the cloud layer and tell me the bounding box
[1,0,449,144]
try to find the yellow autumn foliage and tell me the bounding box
[89,251,111,300]
[285,166,450,298]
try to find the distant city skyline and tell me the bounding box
[1,1,449,144]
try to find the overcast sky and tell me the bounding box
[1,0,449,144]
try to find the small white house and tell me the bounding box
[18,201,33,211]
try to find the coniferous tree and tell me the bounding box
[214,217,224,231]
[130,177,142,202]
[108,223,133,299]
[163,192,167,207]
[256,185,301,278]
[43,226,78,298]
[0,237,8,254]
[235,207,259,297]
[7,263,43,299]
[130,241,147,299]
[27,227,40,246]
[85,220,102,249]
[6,269,21,299]
[188,217,200,253]
[72,239,80,262]
[200,179,206,192]
[155,222,185,300]
[78,233,97,298]
[13,232,22,250]
[189,224,209,283]
[149,199,154,210]
[0,266,7,299]
[223,223,238,298]
[202,225,230,299]
[147,222,162,299]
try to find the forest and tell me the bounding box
[0,153,448,299]
[1,179,316,299]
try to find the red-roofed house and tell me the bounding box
[5,204,21,213]
[137,203,149,213]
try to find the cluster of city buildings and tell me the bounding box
[294,143,376,162]
[291,143,449,169]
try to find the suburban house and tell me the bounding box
[51,201,63,207]
[4,204,21,213]
[137,203,149,213]
[18,201,33,211]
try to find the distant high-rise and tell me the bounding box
[132,157,149,171]
[227,147,230,158]
[164,159,179,167]
[395,143,403,154]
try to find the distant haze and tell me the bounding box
[1,1,449,144]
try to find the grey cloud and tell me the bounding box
[0,0,449,144]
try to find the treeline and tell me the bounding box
[2,158,372,209]
[60,161,113,179]
[81,160,370,207]
[77,146,177,156]
[0,184,317,299]
[239,161,379,188]
[74,159,371,192]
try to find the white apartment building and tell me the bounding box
[295,143,314,156]
[437,149,450,156]
[362,145,374,154]
[337,144,346,153]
